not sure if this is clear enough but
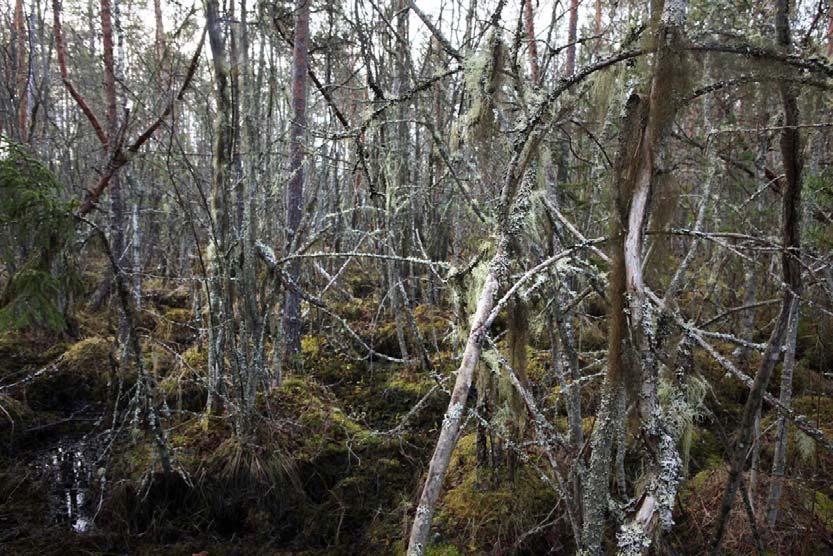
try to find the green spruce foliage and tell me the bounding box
[0,141,77,332]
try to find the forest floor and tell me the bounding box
[1,276,832,555]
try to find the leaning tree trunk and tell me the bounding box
[407,165,537,556]
[711,0,803,550]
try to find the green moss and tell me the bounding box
[425,544,464,556]
[112,440,156,481]
[27,337,112,410]
[301,335,323,359]
[386,371,434,397]
[679,466,725,507]
[433,433,562,553]
[0,333,67,380]
[155,307,196,344]
[413,304,449,338]
[181,344,208,371]
[688,426,724,473]
[807,491,833,532]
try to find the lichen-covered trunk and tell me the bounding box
[204,0,233,414]
[282,0,310,370]
[408,164,536,555]
[407,271,499,556]
[765,296,800,526]
[581,90,643,556]
[583,2,688,552]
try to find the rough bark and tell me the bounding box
[204,0,233,414]
[583,2,688,552]
[523,0,539,83]
[14,0,30,142]
[565,0,579,76]
[407,165,537,556]
[765,296,800,526]
[282,0,311,370]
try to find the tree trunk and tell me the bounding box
[765,296,800,526]
[282,0,311,371]
[204,0,234,414]
[523,0,539,83]
[407,166,537,555]
[711,0,803,550]
[583,3,688,551]
[565,0,579,76]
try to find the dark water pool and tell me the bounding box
[35,436,104,533]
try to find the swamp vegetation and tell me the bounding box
[1,0,833,554]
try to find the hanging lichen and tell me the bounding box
[462,29,505,144]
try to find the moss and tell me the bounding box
[181,344,208,371]
[26,337,112,411]
[371,321,403,357]
[346,272,379,298]
[143,279,190,310]
[0,332,67,381]
[425,544,464,556]
[807,490,833,532]
[301,335,323,359]
[155,307,196,345]
[0,394,36,451]
[159,368,205,413]
[688,426,724,473]
[433,433,564,553]
[337,298,368,321]
[385,371,434,398]
[268,376,382,461]
[413,304,449,338]
[75,306,115,337]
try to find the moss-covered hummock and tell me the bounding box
[154,307,197,345]
[432,433,566,554]
[26,337,112,411]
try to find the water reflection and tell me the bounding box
[41,439,99,533]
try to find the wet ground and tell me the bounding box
[34,435,103,533]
